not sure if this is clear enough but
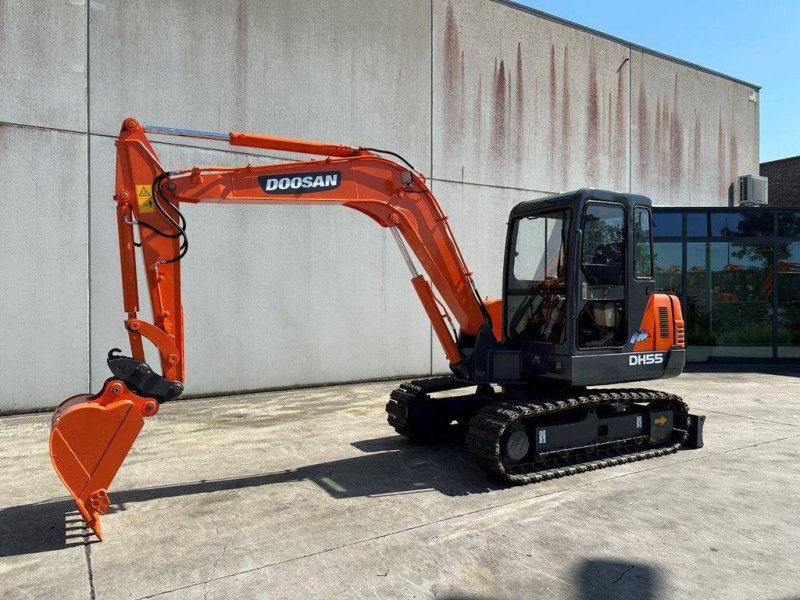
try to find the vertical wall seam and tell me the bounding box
[86,0,92,391]
[429,0,434,375]
[628,45,632,193]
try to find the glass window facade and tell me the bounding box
[687,213,708,237]
[654,208,800,364]
[710,212,773,237]
[778,213,800,237]
[654,242,683,294]
[778,242,800,358]
[653,212,681,237]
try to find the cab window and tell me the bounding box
[634,207,653,279]
[506,210,571,344]
[581,203,625,285]
[509,211,571,291]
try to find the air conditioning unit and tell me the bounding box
[738,174,768,206]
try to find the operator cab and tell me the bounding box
[483,188,684,387]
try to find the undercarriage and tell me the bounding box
[387,376,705,483]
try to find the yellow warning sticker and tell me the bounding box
[135,184,155,214]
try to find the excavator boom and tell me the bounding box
[50,118,490,538]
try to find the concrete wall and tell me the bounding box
[0,0,759,411]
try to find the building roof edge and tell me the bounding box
[760,155,800,166]
[491,0,762,90]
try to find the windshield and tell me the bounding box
[508,210,571,292]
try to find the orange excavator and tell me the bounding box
[50,118,705,539]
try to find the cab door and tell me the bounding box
[576,201,627,350]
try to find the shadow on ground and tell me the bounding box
[401,558,665,599]
[575,558,664,599]
[0,435,500,557]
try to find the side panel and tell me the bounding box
[570,349,685,385]
[481,347,685,386]
[484,298,504,343]
[633,293,685,352]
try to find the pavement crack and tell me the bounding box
[82,524,97,600]
[181,458,201,481]
[610,565,634,584]
[203,513,227,600]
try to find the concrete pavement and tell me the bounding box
[1,371,799,599]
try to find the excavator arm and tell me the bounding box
[50,118,491,538]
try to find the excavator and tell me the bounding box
[50,118,705,540]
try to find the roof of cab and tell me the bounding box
[510,189,653,219]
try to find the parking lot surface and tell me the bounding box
[1,371,799,599]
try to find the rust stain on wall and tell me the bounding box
[693,114,701,196]
[507,72,512,163]
[492,59,507,160]
[549,44,557,175]
[443,3,463,150]
[561,46,570,188]
[507,66,512,129]
[507,70,512,166]
[660,96,670,182]
[717,112,726,200]
[460,49,465,100]
[492,56,498,157]
[729,131,739,200]
[233,0,249,125]
[606,92,613,160]
[637,79,648,182]
[475,74,482,150]
[654,96,662,183]
[515,42,525,166]
[443,4,459,95]
[669,74,683,188]
[615,69,625,185]
[585,51,599,182]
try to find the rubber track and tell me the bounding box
[465,389,689,484]
[386,375,473,438]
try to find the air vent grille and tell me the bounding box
[658,306,670,339]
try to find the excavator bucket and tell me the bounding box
[49,384,155,539]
